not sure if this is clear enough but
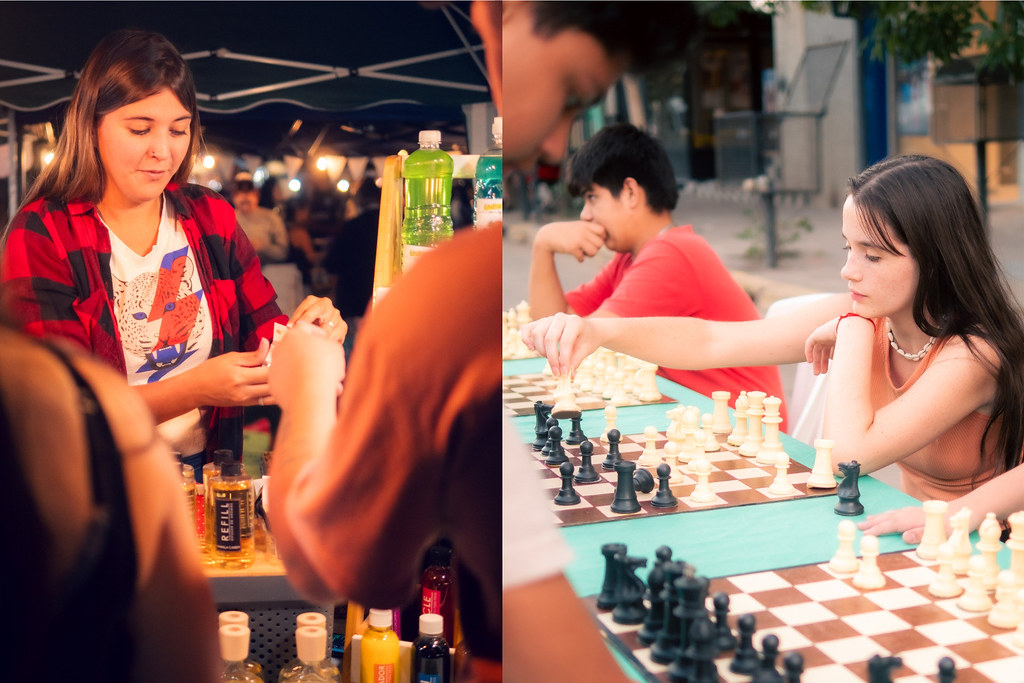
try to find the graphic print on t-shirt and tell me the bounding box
[114,244,206,382]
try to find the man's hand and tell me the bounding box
[534,220,606,262]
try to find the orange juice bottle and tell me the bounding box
[360,608,400,683]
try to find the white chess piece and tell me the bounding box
[828,520,859,574]
[636,425,663,469]
[677,407,701,466]
[853,535,886,590]
[551,374,580,417]
[948,507,973,576]
[977,512,1003,591]
[601,365,616,401]
[1007,511,1024,591]
[636,361,662,402]
[600,405,617,443]
[575,353,595,392]
[688,456,717,504]
[711,391,732,434]
[663,406,685,460]
[1014,588,1024,647]
[916,499,949,560]
[957,555,994,612]
[755,396,785,466]
[701,413,720,452]
[928,542,964,598]
[609,370,630,407]
[988,570,1020,628]
[738,391,766,457]
[767,452,797,496]
[727,392,749,447]
[806,438,838,489]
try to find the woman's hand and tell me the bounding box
[521,313,599,377]
[804,317,839,375]
[198,338,273,406]
[268,322,345,413]
[858,506,927,545]
[289,295,347,343]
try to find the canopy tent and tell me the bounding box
[0,1,491,160]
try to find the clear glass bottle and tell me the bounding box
[278,625,339,682]
[412,613,451,683]
[360,608,400,683]
[219,624,264,682]
[473,116,502,230]
[401,129,453,272]
[219,611,265,680]
[181,462,196,529]
[203,449,235,561]
[420,545,454,645]
[211,459,256,569]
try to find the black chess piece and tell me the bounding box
[729,613,760,675]
[712,592,737,652]
[541,416,558,459]
[573,440,601,484]
[565,414,587,445]
[532,401,552,450]
[670,616,717,683]
[752,633,783,683]
[867,654,903,683]
[611,460,642,514]
[782,652,803,683]
[652,462,679,508]
[668,570,709,682]
[637,560,667,645]
[596,543,627,610]
[602,428,622,470]
[650,561,686,664]
[554,461,581,505]
[834,460,865,516]
[936,656,956,683]
[544,425,569,466]
[611,553,648,625]
[633,467,655,494]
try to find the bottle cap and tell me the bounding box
[492,117,502,138]
[213,449,234,465]
[219,624,250,662]
[418,130,441,146]
[427,544,452,567]
[368,608,393,629]
[219,611,249,627]
[419,613,444,636]
[296,625,326,662]
[221,460,242,477]
[297,612,327,630]
[182,463,194,478]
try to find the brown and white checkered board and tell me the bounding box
[503,372,676,417]
[586,550,1024,682]
[535,431,835,527]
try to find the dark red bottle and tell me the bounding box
[420,545,455,644]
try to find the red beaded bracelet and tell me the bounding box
[835,312,876,335]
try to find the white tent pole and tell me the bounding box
[440,5,489,81]
[0,58,65,75]
[209,72,349,101]
[359,45,483,72]
[0,73,70,89]
[358,72,488,93]
[205,49,339,73]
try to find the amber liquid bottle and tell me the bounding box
[420,545,455,644]
[211,460,255,569]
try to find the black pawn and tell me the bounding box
[601,428,622,470]
[544,425,569,466]
[611,553,648,625]
[637,562,667,645]
[611,460,642,514]
[782,652,803,683]
[752,633,782,683]
[634,467,655,494]
[596,543,627,610]
[867,654,902,683]
[554,461,581,505]
[712,592,737,652]
[670,616,717,683]
[574,440,601,484]
[532,401,552,450]
[650,561,686,664]
[834,460,865,516]
[565,414,587,445]
[936,656,956,683]
[651,462,679,508]
[541,417,558,459]
[730,613,759,675]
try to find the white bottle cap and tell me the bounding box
[419,613,444,636]
[368,608,393,629]
[492,117,502,138]
[419,130,441,146]
[219,624,250,662]
[297,611,327,629]
[296,625,327,662]
[219,610,249,627]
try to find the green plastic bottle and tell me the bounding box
[473,116,502,229]
[401,130,453,272]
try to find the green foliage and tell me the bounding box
[736,209,813,259]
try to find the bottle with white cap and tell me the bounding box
[219,624,264,682]
[278,625,339,682]
[400,129,454,272]
[277,612,340,682]
[473,116,502,229]
[219,611,264,680]
[412,613,451,683]
[359,608,400,683]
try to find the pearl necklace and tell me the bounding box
[887,324,936,361]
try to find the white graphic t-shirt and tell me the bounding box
[106,195,213,456]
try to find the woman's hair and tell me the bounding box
[849,154,1024,474]
[21,29,200,208]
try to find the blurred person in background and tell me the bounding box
[232,171,290,264]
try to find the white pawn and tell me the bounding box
[575,354,595,392]
[988,570,1020,629]
[916,499,948,560]
[1008,511,1024,591]
[701,413,720,452]
[727,392,749,447]
[853,535,886,590]
[828,520,859,574]
[949,507,973,576]
[688,456,717,504]
[806,438,838,489]
[601,365,616,400]
[678,407,701,465]
[609,370,630,407]
[636,362,662,402]
[767,452,797,496]
[1014,588,1024,647]
[977,512,1003,592]
[600,405,617,443]
[738,390,766,457]
[957,555,994,612]
[928,542,964,598]
[637,425,663,469]
[711,391,732,434]
[755,396,785,466]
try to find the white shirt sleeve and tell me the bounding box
[502,416,574,590]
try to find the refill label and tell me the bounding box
[216,498,241,551]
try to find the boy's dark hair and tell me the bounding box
[566,123,679,213]
[531,2,697,71]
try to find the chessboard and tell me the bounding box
[534,429,835,527]
[504,372,676,417]
[586,549,1024,682]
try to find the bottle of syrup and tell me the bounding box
[420,545,454,644]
